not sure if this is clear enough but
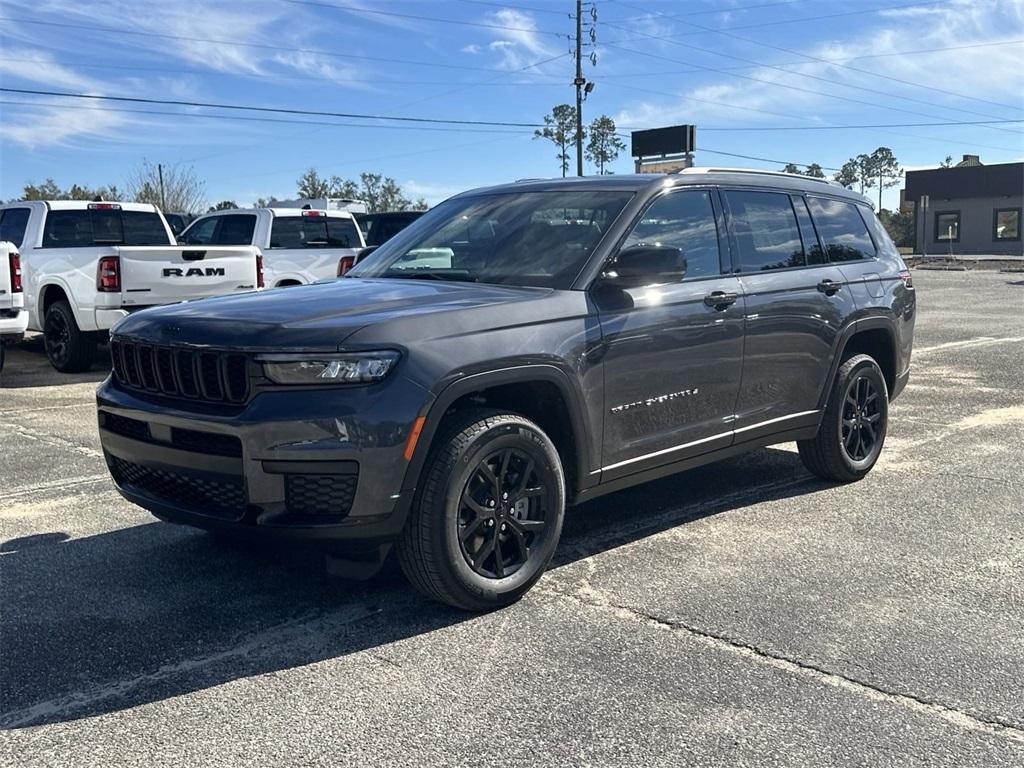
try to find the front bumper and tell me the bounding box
[96,373,431,544]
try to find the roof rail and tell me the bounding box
[678,166,838,186]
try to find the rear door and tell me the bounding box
[596,187,745,479]
[723,188,856,439]
[118,246,259,306]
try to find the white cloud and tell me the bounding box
[462,43,482,54]
[0,101,128,149]
[272,51,369,88]
[484,9,558,71]
[401,180,469,206]
[612,0,1024,132]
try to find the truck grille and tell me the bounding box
[110,339,250,404]
[108,455,246,520]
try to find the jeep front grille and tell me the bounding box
[110,339,250,405]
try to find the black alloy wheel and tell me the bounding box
[397,409,566,611]
[458,446,551,579]
[841,375,882,462]
[797,353,888,482]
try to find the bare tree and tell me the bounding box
[126,161,206,214]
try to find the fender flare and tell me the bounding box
[34,278,84,331]
[817,315,898,410]
[399,363,595,498]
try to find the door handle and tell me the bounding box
[817,279,842,295]
[704,291,738,308]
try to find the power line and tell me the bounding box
[0,87,548,129]
[454,0,573,17]
[596,39,1024,80]
[697,147,842,171]
[612,0,812,23]
[0,98,537,134]
[698,120,1024,131]
[601,41,1024,135]
[608,0,1024,114]
[0,56,568,87]
[0,16,550,74]
[280,0,569,37]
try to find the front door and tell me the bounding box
[595,188,745,481]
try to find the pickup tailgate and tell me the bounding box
[117,246,259,306]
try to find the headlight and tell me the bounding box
[258,351,400,385]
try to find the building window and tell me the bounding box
[994,208,1021,241]
[935,211,960,242]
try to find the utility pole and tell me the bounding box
[157,163,167,211]
[574,0,584,178]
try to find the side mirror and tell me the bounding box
[602,245,685,288]
[355,245,379,264]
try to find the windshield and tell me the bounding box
[348,190,633,288]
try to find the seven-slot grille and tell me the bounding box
[110,339,249,404]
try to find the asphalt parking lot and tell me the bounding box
[1,269,1022,767]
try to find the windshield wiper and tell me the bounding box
[381,269,475,282]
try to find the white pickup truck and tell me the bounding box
[0,201,263,372]
[0,239,28,375]
[178,207,366,286]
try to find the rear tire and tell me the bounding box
[798,354,888,482]
[44,300,97,373]
[397,409,565,611]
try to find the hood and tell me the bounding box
[112,278,555,350]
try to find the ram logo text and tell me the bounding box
[610,388,700,414]
[162,267,226,277]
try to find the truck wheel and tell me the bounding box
[44,300,97,373]
[798,354,889,482]
[397,409,565,611]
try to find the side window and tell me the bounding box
[214,214,257,245]
[792,196,825,265]
[181,216,218,245]
[0,208,31,248]
[621,190,721,280]
[326,218,360,248]
[807,196,878,261]
[122,211,173,246]
[724,190,805,272]
[41,211,94,247]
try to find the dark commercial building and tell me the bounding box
[903,156,1023,256]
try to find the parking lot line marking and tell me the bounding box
[540,586,1024,745]
[0,474,110,502]
[913,336,1024,357]
[0,421,103,459]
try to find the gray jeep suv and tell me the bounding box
[96,169,916,610]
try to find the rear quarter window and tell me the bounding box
[807,196,877,261]
[0,208,31,248]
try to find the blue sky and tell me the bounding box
[1,0,1022,210]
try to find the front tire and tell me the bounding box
[44,300,97,373]
[798,354,889,482]
[397,409,565,611]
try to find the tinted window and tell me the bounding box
[724,190,804,272]
[326,218,360,247]
[0,208,31,248]
[215,214,257,245]
[181,216,218,245]
[995,209,1021,240]
[807,196,877,261]
[42,209,171,247]
[792,196,825,265]
[621,190,721,280]
[122,211,172,245]
[42,211,97,247]
[350,190,633,289]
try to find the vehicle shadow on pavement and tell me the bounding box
[0,446,825,729]
[0,338,111,389]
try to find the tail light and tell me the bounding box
[8,251,22,293]
[256,252,265,288]
[337,255,355,276]
[96,256,121,292]
[898,269,913,289]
